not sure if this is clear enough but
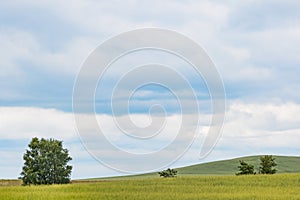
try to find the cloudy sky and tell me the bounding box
[1,0,300,179]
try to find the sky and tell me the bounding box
[1,0,300,179]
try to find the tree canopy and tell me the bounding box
[236,160,255,175]
[259,155,277,174]
[20,137,72,185]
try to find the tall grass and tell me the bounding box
[1,174,300,199]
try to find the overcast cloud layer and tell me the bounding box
[1,0,300,178]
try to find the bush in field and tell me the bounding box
[158,168,177,178]
[20,137,72,185]
[236,160,255,175]
[259,155,277,174]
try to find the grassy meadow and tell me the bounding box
[1,174,300,200]
[1,156,300,199]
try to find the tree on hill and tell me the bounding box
[236,160,255,175]
[20,137,72,185]
[259,155,277,174]
[158,168,177,178]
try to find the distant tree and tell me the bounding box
[236,160,255,175]
[259,155,277,174]
[20,137,72,185]
[158,168,177,178]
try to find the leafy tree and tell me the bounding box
[236,160,255,175]
[20,137,72,185]
[158,168,177,178]
[259,155,277,174]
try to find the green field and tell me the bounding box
[1,155,300,199]
[1,174,300,199]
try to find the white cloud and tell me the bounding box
[1,101,300,149]
[0,28,97,76]
[225,101,300,135]
[248,27,300,65]
[0,107,76,140]
[0,29,36,77]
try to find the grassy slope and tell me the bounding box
[177,155,300,175]
[91,155,300,180]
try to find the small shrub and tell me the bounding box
[158,168,177,178]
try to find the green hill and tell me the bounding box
[86,155,300,181]
[177,155,300,175]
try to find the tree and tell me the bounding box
[259,155,277,174]
[20,137,72,185]
[158,168,177,178]
[236,160,255,175]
